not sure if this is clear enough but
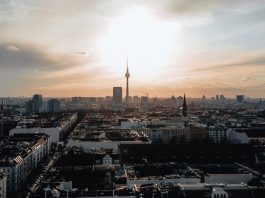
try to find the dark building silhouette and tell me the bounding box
[26,94,43,114]
[183,94,187,117]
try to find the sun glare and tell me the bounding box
[98,7,177,79]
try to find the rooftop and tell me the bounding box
[0,133,49,166]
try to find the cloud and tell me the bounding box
[5,44,20,51]
[194,52,265,72]
[0,42,101,96]
[0,43,86,71]
[74,52,86,55]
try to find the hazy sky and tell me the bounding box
[1,0,265,98]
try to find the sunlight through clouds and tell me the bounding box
[98,7,179,78]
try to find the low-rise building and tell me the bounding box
[9,113,77,143]
[67,129,150,151]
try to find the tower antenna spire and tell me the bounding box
[125,56,130,106]
[127,55,128,70]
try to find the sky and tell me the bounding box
[0,0,265,98]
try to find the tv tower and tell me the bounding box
[125,57,130,106]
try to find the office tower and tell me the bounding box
[47,99,61,113]
[32,94,42,113]
[236,95,245,103]
[125,58,130,105]
[113,87,122,104]
[183,94,187,117]
[216,95,219,100]
[112,87,123,111]
[220,94,225,100]
[26,94,43,114]
[26,100,34,114]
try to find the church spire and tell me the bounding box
[183,94,187,117]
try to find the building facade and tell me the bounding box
[0,171,7,198]
[47,99,61,113]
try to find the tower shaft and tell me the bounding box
[126,77,129,104]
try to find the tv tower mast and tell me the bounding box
[125,57,130,106]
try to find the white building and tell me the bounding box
[209,126,229,144]
[66,139,150,151]
[209,127,249,144]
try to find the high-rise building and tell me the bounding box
[236,95,245,103]
[26,100,33,114]
[47,99,60,113]
[26,94,43,114]
[113,87,122,104]
[33,94,42,113]
[183,94,187,117]
[125,58,130,105]
[216,95,219,100]
[112,87,123,111]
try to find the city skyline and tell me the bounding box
[1,1,265,98]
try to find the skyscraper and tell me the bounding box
[125,58,130,105]
[112,87,123,111]
[47,99,61,113]
[236,95,245,103]
[26,94,43,114]
[183,94,187,117]
[32,94,42,113]
[113,87,122,104]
